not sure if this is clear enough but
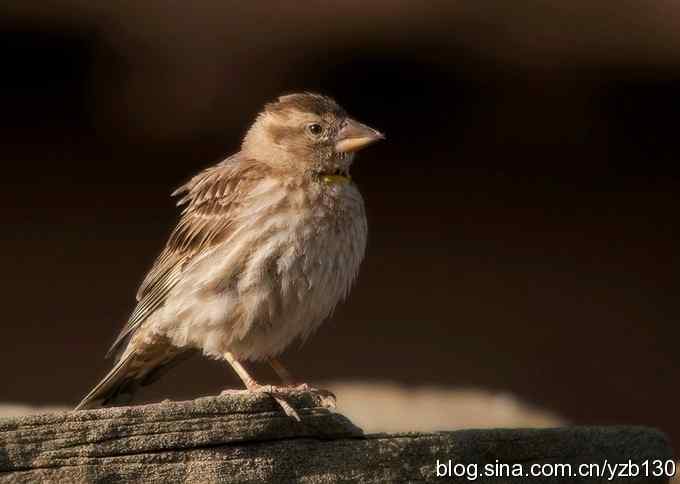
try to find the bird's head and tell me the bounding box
[242,93,384,184]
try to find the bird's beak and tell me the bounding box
[334,118,385,153]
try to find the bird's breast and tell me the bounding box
[228,183,367,352]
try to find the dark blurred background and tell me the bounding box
[2,1,679,441]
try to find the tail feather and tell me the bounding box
[75,346,192,411]
[75,352,139,410]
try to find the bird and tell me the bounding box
[76,92,384,419]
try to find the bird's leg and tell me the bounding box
[267,357,295,387]
[223,351,259,389]
[267,357,336,406]
[222,351,301,421]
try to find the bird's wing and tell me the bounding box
[106,154,259,358]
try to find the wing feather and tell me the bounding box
[106,154,259,358]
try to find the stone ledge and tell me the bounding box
[0,391,673,483]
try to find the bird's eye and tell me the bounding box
[307,123,323,136]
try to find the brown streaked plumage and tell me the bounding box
[76,93,384,417]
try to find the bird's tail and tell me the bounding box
[75,352,140,410]
[75,347,192,411]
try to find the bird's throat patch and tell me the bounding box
[321,174,351,185]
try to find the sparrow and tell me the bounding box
[76,93,384,419]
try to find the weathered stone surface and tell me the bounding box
[0,391,673,483]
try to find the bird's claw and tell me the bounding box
[243,384,302,421]
[219,383,336,417]
[288,383,337,409]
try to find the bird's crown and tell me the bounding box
[264,92,346,118]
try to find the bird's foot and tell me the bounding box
[246,384,302,422]
[219,383,336,417]
[282,383,337,409]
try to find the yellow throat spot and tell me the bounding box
[322,174,351,185]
